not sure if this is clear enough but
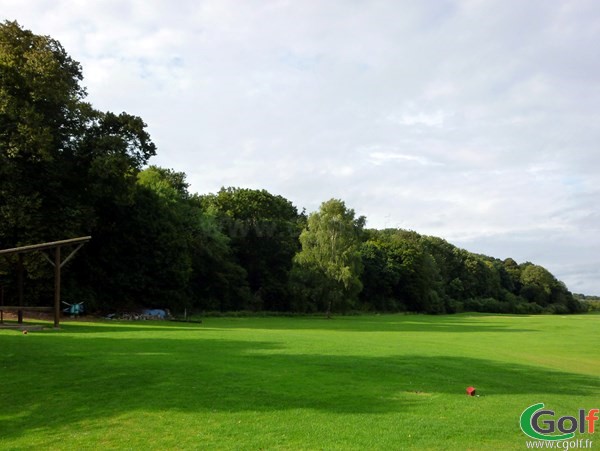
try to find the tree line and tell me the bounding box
[573,294,600,312]
[0,21,584,315]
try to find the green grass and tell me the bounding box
[1,313,599,450]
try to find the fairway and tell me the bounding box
[1,314,599,450]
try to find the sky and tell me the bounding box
[2,0,599,294]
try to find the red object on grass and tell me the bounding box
[466,386,476,396]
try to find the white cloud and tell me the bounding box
[367,150,442,167]
[386,110,450,128]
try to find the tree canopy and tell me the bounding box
[0,22,584,316]
[292,199,365,316]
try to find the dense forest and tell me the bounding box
[0,22,585,315]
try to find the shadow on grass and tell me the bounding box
[1,328,598,442]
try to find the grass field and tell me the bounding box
[1,313,599,450]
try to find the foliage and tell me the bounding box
[358,230,582,314]
[1,21,154,306]
[0,22,585,316]
[293,199,364,316]
[573,294,600,312]
[1,20,89,246]
[201,187,302,311]
[359,230,441,313]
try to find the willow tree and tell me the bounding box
[293,199,364,317]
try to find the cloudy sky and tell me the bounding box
[3,0,599,294]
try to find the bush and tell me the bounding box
[463,298,511,313]
[565,296,587,313]
[514,302,544,314]
[543,303,570,315]
[583,300,600,312]
[445,299,464,314]
[424,290,446,314]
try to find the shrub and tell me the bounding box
[514,302,544,314]
[463,298,511,313]
[445,299,464,314]
[543,303,570,315]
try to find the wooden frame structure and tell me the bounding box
[0,236,91,329]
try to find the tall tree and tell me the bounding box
[293,199,364,317]
[0,21,156,307]
[0,20,90,245]
[202,188,301,311]
[138,169,253,312]
[359,239,402,311]
[360,229,443,313]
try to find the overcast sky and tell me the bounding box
[3,0,599,294]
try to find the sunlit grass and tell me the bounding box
[1,313,598,450]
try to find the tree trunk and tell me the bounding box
[326,299,332,319]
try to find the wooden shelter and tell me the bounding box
[0,236,91,329]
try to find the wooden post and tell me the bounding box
[0,237,91,328]
[54,246,61,329]
[17,254,24,324]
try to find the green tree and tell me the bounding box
[0,20,91,246]
[519,264,555,306]
[372,230,444,313]
[503,258,521,293]
[358,239,402,311]
[186,197,252,312]
[136,168,253,313]
[137,165,190,202]
[202,187,301,311]
[293,199,364,317]
[1,21,156,308]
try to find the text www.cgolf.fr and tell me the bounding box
[525,438,593,449]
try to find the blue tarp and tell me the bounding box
[142,309,167,319]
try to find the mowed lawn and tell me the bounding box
[1,313,598,450]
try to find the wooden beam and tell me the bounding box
[0,236,91,329]
[0,236,91,256]
[41,252,55,267]
[60,243,85,268]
